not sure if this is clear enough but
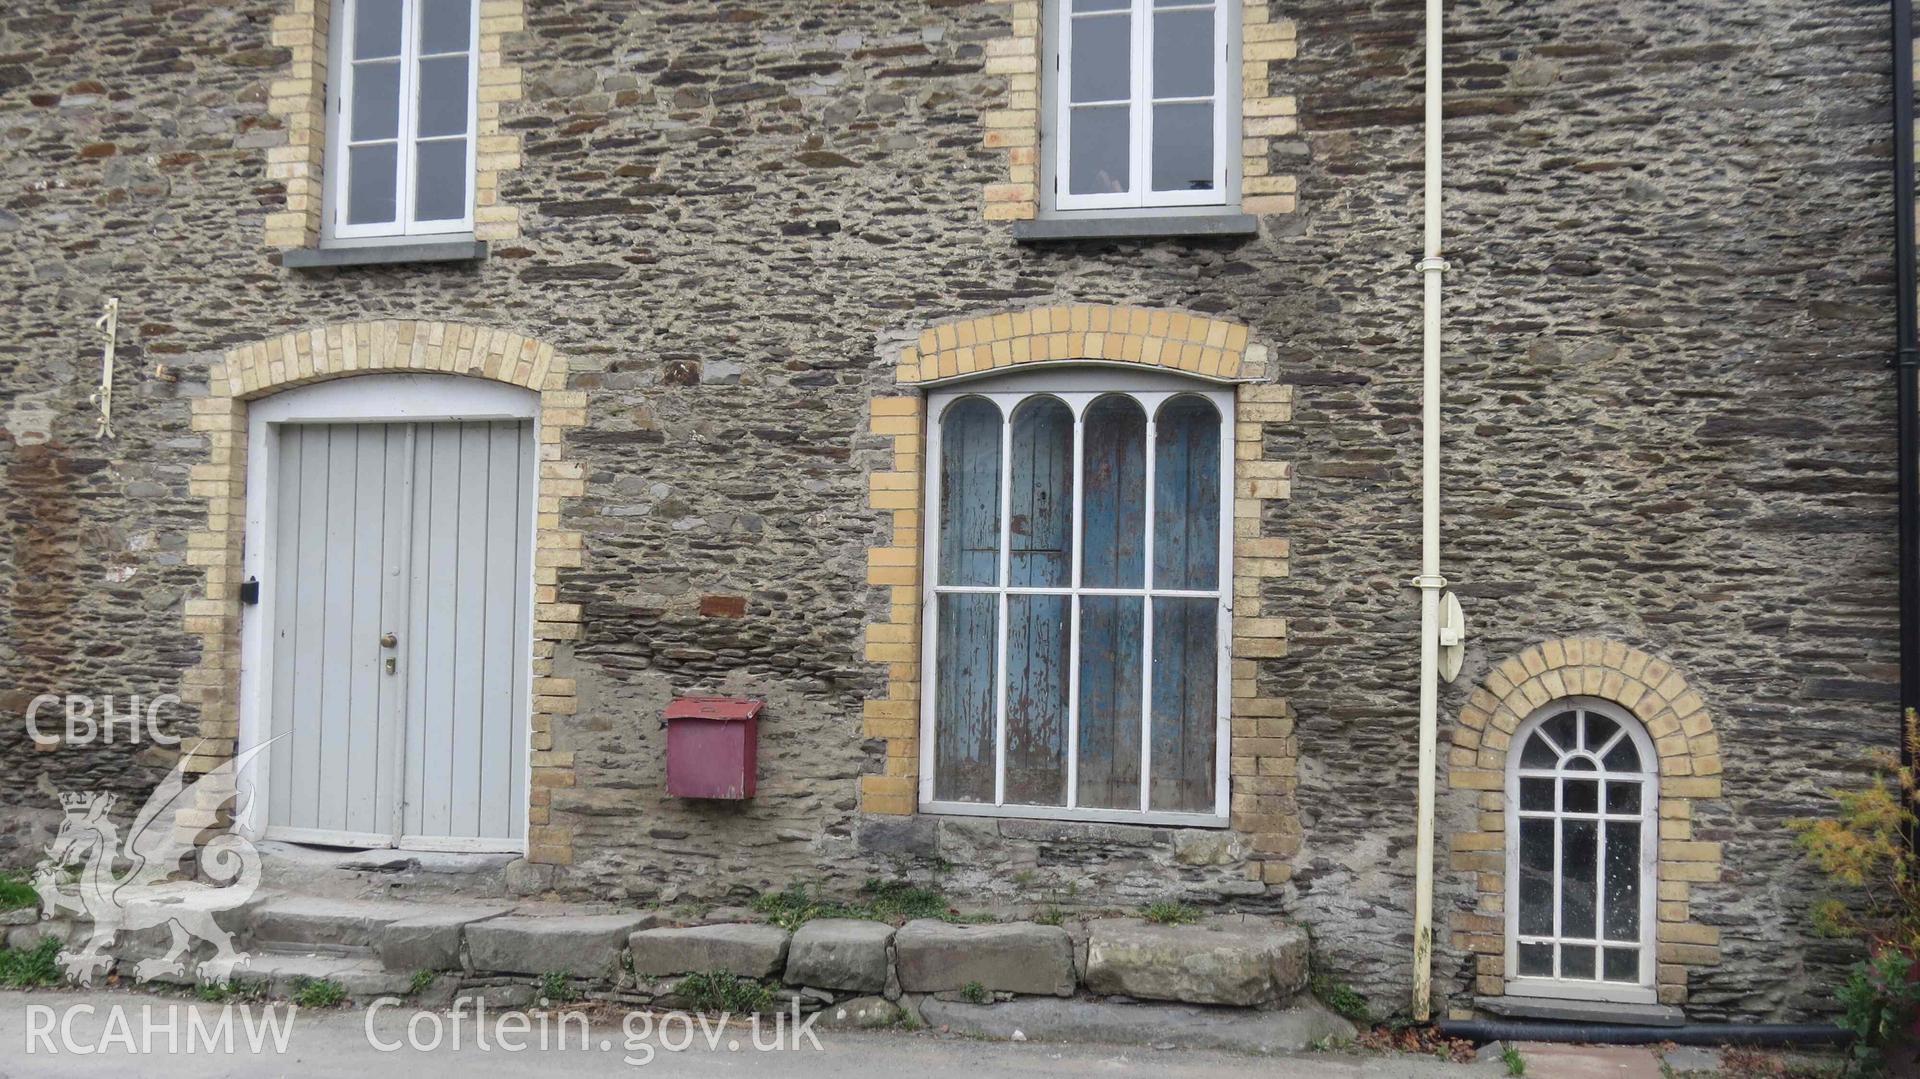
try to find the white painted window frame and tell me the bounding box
[234,374,540,854]
[1503,697,1661,1005]
[917,369,1233,828]
[1049,0,1234,214]
[324,0,480,244]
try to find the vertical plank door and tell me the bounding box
[266,424,411,843]
[267,419,532,850]
[399,420,533,848]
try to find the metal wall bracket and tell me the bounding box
[90,298,119,440]
[1438,591,1468,683]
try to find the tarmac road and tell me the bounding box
[0,988,1504,1079]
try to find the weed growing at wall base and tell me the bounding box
[675,970,774,1015]
[0,937,62,988]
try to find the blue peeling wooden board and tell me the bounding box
[939,398,1002,587]
[1082,395,1146,589]
[1006,593,1069,805]
[1153,396,1220,591]
[934,592,998,802]
[1077,594,1143,809]
[1151,596,1217,813]
[1010,398,1073,588]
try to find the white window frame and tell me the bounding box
[1503,697,1661,1005]
[917,369,1234,828]
[1048,0,1235,214]
[324,0,480,244]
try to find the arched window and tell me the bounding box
[920,369,1232,826]
[1506,699,1659,1003]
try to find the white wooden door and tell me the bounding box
[265,420,533,851]
[400,421,533,850]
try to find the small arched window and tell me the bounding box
[1506,698,1658,1002]
[920,369,1233,826]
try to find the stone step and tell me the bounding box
[917,996,1356,1054]
[247,895,435,950]
[1082,916,1309,1007]
[255,841,534,902]
[248,894,514,973]
[629,922,791,979]
[784,919,895,993]
[893,920,1075,997]
[229,953,416,999]
[466,911,654,978]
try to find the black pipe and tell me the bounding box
[1896,0,1920,843]
[1437,1019,1852,1049]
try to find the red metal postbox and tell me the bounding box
[665,697,762,799]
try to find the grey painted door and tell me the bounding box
[266,421,533,850]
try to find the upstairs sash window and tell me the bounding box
[920,376,1233,826]
[1054,0,1231,211]
[328,0,478,240]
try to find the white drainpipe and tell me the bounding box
[1411,0,1451,1024]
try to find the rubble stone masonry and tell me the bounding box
[0,0,1898,1021]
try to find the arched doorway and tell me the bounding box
[236,373,538,852]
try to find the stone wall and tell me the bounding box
[0,0,1897,1021]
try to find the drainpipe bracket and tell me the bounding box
[1411,573,1449,591]
[1416,256,1451,275]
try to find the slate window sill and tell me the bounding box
[1474,995,1684,1027]
[1013,213,1259,243]
[281,239,488,270]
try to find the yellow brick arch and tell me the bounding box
[1453,638,1722,784]
[217,320,565,399]
[179,320,585,867]
[897,304,1263,384]
[1444,638,1724,1011]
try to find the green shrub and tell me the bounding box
[753,879,965,930]
[1139,900,1202,926]
[959,980,989,1004]
[1309,973,1369,1023]
[676,971,774,1015]
[0,873,38,912]
[291,978,346,1008]
[536,971,578,1004]
[408,970,437,996]
[1791,711,1920,1072]
[1501,1042,1526,1077]
[0,938,62,988]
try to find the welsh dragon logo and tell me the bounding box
[31,742,271,986]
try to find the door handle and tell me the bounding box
[381,632,398,648]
